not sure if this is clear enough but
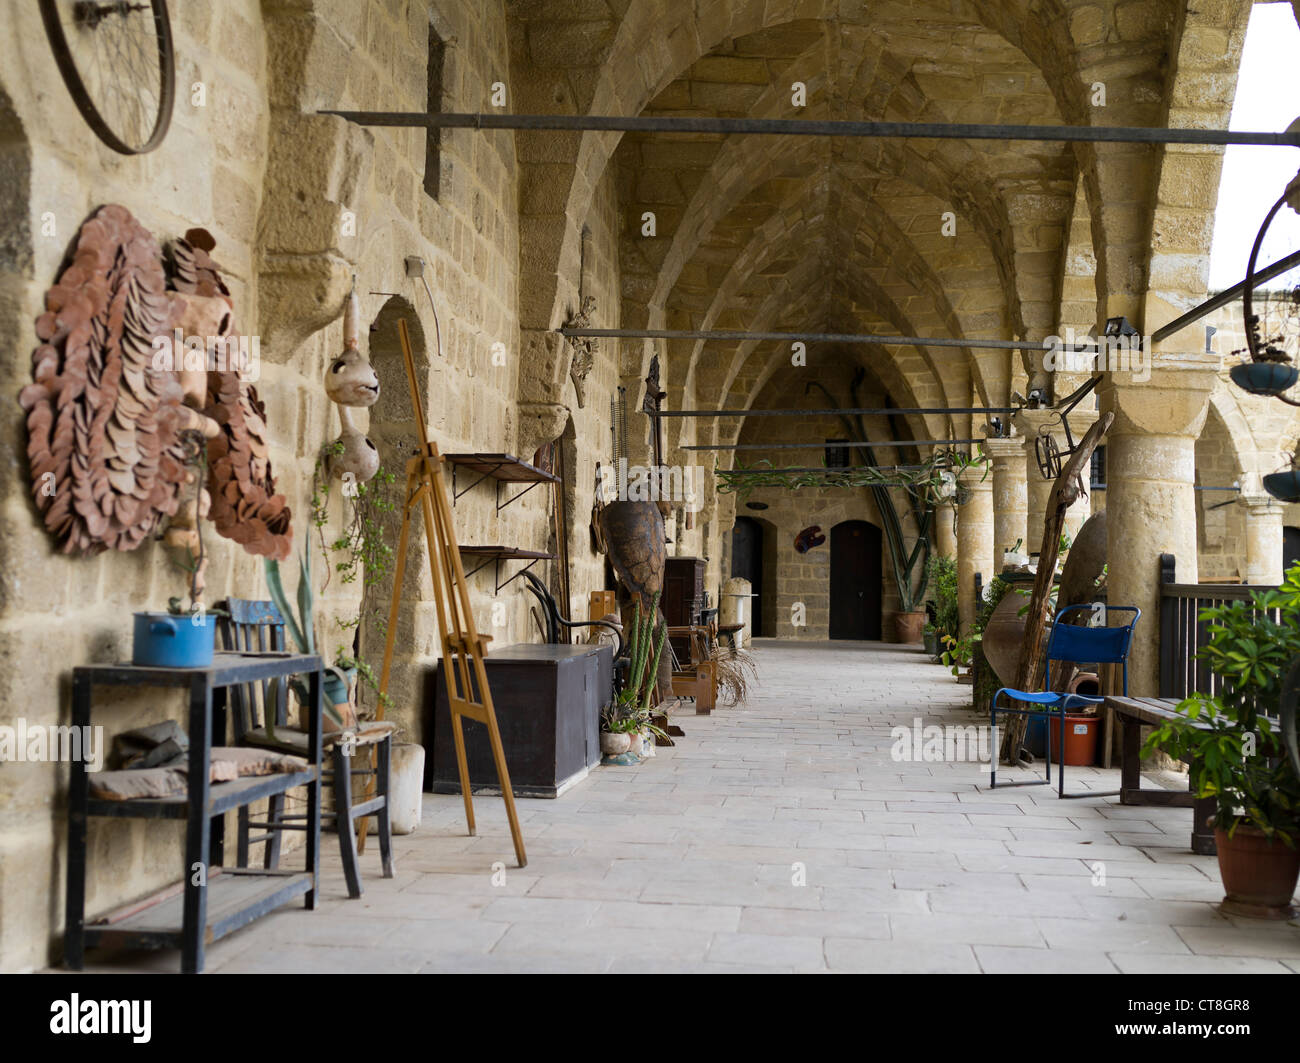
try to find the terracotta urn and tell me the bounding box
[981,591,1026,688]
[891,610,925,644]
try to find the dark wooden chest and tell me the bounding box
[428,642,613,798]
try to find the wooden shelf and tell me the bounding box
[85,868,313,951]
[86,768,317,820]
[458,546,556,594]
[443,453,558,510]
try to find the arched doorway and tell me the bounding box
[1285,526,1300,575]
[360,296,429,739]
[829,520,883,640]
[730,516,766,636]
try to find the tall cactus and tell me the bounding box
[616,591,664,719]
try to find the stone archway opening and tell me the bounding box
[360,295,430,741]
[730,514,776,637]
[829,519,884,641]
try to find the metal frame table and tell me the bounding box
[66,651,323,974]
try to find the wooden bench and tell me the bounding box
[1105,695,1217,855]
[669,624,717,715]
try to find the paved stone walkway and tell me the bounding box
[85,640,1300,973]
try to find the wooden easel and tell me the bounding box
[366,317,526,867]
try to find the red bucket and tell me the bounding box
[1048,713,1100,766]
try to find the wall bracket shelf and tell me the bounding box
[444,453,559,512]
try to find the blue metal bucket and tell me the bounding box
[132,611,217,668]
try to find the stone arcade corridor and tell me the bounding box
[73,642,1300,975]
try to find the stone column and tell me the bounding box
[934,503,957,560]
[984,436,1027,567]
[955,463,994,635]
[1243,495,1285,586]
[1099,351,1217,696]
[1013,408,1095,551]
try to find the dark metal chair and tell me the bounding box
[217,598,395,898]
[989,604,1141,799]
[520,570,624,659]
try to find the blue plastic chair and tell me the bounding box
[989,604,1140,798]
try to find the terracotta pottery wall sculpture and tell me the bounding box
[325,278,380,484]
[20,208,293,585]
[169,230,292,564]
[20,205,190,555]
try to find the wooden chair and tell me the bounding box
[216,598,396,898]
[668,622,718,714]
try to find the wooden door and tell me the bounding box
[730,517,763,636]
[829,520,882,640]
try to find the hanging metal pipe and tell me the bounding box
[719,465,930,474]
[655,406,1014,417]
[559,326,1067,352]
[685,439,983,450]
[321,110,1300,148]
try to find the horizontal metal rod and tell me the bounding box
[322,111,1300,148]
[686,439,982,450]
[657,407,1014,417]
[1152,249,1300,343]
[562,326,1056,352]
[719,465,930,474]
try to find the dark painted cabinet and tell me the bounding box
[428,643,613,798]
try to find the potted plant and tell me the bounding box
[1264,457,1300,504]
[1144,562,1300,918]
[922,623,938,657]
[135,429,222,668]
[926,554,959,662]
[264,549,353,735]
[600,594,667,765]
[939,632,974,684]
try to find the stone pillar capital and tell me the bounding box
[956,461,993,491]
[1096,351,1218,437]
[1241,494,1286,518]
[981,436,1025,464]
[1013,406,1098,446]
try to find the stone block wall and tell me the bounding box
[0,0,633,974]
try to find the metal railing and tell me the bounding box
[1158,553,1278,700]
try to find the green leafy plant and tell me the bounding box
[308,443,399,712]
[939,632,973,678]
[264,549,345,730]
[1144,562,1300,845]
[926,554,959,647]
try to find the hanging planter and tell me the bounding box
[1263,469,1300,503]
[1229,361,1299,397]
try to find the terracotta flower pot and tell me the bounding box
[890,610,925,644]
[1215,824,1300,919]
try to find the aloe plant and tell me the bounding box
[264,550,344,729]
[605,592,668,736]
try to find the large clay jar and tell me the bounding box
[599,500,666,602]
[981,591,1026,689]
[891,610,926,644]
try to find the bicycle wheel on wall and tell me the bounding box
[39,0,175,156]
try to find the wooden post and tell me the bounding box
[999,412,1113,764]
